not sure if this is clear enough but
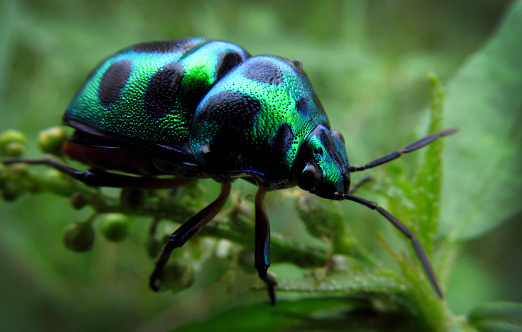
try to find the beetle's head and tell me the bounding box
[294,125,350,199]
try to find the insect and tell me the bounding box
[2,38,456,305]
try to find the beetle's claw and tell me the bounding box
[264,272,277,305]
[149,274,161,292]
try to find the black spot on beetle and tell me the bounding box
[269,123,294,158]
[295,96,309,115]
[98,60,132,107]
[244,58,283,85]
[132,38,203,54]
[317,127,331,145]
[144,61,185,118]
[216,52,244,81]
[198,90,261,129]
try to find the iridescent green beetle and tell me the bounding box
[4,38,456,304]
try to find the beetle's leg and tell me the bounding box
[349,128,457,172]
[149,183,231,291]
[2,156,196,188]
[254,188,277,305]
[336,193,443,299]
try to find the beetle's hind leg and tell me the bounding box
[254,188,277,305]
[149,183,231,291]
[2,156,196,188]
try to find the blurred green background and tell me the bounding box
[1,0,521,331]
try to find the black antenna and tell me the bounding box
[334,127,459,298]
[349,128,458,172]
[334,192,443,298]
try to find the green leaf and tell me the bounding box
[170,296,420,332]
[170,297,353,332]
[440,0,522,240]
[412,73,446,253]
[468,302,522,332]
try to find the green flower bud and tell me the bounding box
[2,182,26,201]
[70,192,88,210]
[63,221,95,252]
[98,213,129,242]
[159,257,195,293]
[145,236,163,258]
[0,130,26,157]
[38,127,68,156]
[4,142,25,157]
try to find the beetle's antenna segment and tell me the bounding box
[349,128,458,172]
[333,192,444,299]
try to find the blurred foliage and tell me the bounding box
[1,0,521,331]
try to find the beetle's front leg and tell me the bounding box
[149,183,231,291]
[254,188,277,305]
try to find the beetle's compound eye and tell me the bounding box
[298,164,322,191]
[331,130,345,144]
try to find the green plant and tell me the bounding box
[1,1,521,331]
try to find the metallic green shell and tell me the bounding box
[64,38,250,144]
[64,39,335,189]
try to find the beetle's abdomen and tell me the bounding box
[190,55,330,188]
[64,38,250,145]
